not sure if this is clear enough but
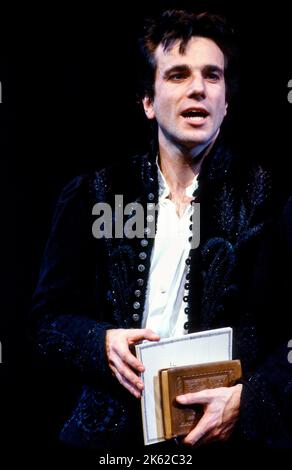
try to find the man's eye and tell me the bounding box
[206,73,220,81]
[169,73,187,81]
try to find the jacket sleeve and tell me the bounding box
[238,346,292,448]
[31,174,116,380]
[237,196,292,448]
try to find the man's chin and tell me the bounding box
[178,137,213,151]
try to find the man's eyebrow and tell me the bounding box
[203,64,224,75]
[163,64,224,77]
[163,64,190,77]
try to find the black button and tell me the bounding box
[184,321,190,330]
[138,264,145,272]
[139,252,147,260]
[186,273,190,280]
[184,283,190,290]
[132,313,140,321]
[189,224,193,231]
[188,236,192,243]
[184,307,190,314]
[148,193,155,201]
[183,296,189,302]
[141,239,148,247]
[185,258,191,265]
[133,301,140,310]
[137,278,144,286]
[134,290,141,297]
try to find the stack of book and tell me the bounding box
[135,327,241,445]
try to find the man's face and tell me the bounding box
[143,36,227,152]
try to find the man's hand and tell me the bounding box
[176,384,243,446]
[106,328,160,398]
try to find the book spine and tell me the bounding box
[160,371,173,440]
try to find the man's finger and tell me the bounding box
[113,352,144,389]
[182,414,213,446]
[114,369,141,399]
[119,348,145,372]
[127,328,160,344]
[109,334,144,372]
[176,389,214,405]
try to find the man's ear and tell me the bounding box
[224,101,228,116]
[142,95,155,120]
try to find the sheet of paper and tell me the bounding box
[135,327,232,445]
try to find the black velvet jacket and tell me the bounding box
[31,141,292,449]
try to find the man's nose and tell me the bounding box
[186,75,206,99]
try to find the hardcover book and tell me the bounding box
[159,360,242,439]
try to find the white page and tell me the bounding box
[135,327,232,445]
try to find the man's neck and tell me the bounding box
[158,138,217,196]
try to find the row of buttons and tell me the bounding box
[182,200,196,331]
[131,193,195,326]
[132,192,155,322]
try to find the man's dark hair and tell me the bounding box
[138,9,238,103]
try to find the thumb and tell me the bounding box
[143,328,160,341]
[128,328,160,343]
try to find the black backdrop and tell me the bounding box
[0,0,291,464]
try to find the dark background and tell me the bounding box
[0,0,291,463]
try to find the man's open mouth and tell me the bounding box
[181,108,209,122]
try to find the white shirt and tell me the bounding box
[142,163,198,338]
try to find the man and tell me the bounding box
[31,10,291,451]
